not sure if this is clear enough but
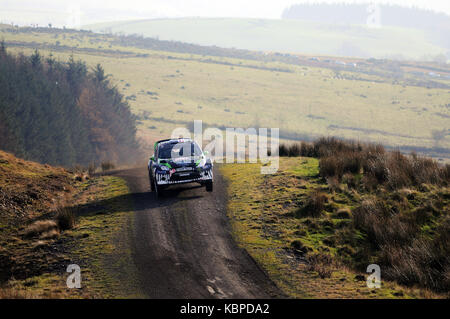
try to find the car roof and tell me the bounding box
[156,138,193,144]
[154,138,194,149]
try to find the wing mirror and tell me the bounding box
[150,156,155,161]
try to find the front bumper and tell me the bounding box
[155,169,213,186]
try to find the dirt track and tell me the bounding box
[113,167,282,299]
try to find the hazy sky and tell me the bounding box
[1,0,449,27]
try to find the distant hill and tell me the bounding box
[85,17,448,60]
[282,3,450,50]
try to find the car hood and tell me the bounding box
[159,156,203,168]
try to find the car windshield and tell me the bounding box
[158,141,202,159]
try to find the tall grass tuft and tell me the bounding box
[297,190,328,218]
[55,207,76,231]
[306,253,334,279]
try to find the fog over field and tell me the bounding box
[1,0,449,27]
[3,1,449,61]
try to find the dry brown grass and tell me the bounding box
[351,198,450,292]
[39,229,60,240]
[342,173,357,189]
[326,176,341,193]
[306,253,335,279]
[0,288,31,299]
[24,220,58,238]
[281,137,449,191]
[297,190,328,218]
[319,156,342,178]
[335,207,352,219]
[23,206,76,239]
[0,286,67,299]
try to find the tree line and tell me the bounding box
[0,42,140,166]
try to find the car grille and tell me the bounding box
[155,169,212,184]
[170,171,201,182]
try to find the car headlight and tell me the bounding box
[158,165,170,171]
[197,159,212,171]
[196,158,206,168]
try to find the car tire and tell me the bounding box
[149,173,155,192]
[205,181,213,192]
[154,178,162,198]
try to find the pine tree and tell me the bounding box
[94,63,108,83]
[0,49,140,166]
[30,49,41,68]
[0,40,6,56]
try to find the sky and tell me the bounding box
[1,0,449,27]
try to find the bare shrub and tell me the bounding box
[351,199,450,291]
[319,151,362,181]
[363,152,388,184]
[319,156,342,179]
[341,151,363,174]
[380,233,450,292]
[410,153,442,185]
[279,143,304,157]
[288,143,301,157]
[313,137,361,158]
[300,141,315,157]
[385,151,414,189]
[283,137,447,190]
[353,198,417,246]
[279,144,289,157]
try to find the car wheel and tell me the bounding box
[149,173,155,192]
[205,181,213,192]
[154,178,162,198]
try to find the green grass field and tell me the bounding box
[2,26,449,160]
[85,18,447,60]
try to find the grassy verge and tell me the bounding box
[0,151,143,298]
[2,175,143,298]
[220,158,447,298]
[62,175,144,298]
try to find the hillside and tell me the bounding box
[0,150,142,298]
[282,3,450,51]
[85,17,447,60]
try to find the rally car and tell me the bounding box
[148,138,213,196]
